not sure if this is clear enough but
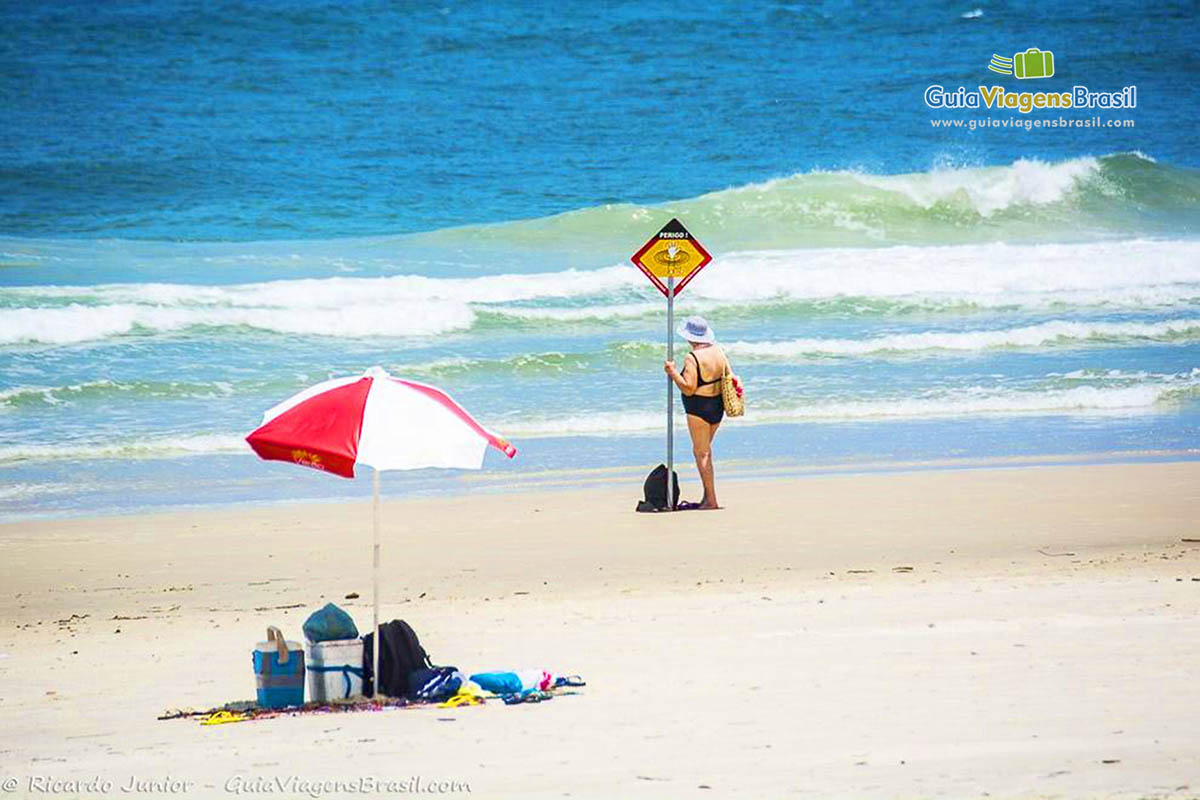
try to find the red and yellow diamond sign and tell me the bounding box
[631,218,713,298]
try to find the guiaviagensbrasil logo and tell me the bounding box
[924,46,1136,114]
[988,48,1054,79]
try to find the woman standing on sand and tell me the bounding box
[664,316,735,510]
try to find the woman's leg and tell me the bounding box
[706,420,721,506]
[687,414,719,508]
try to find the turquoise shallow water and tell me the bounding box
[0,1,1198,518]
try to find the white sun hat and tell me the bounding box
[676,315,716,344]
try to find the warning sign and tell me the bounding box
[630,218,713,298]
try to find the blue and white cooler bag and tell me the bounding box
[253,626,305,708]
[306,638,365,701]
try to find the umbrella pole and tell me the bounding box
[372,468,381,698]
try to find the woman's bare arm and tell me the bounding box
[665,354,699,395]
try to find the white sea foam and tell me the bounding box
[725,319,1200,358]
[847,156,1101,216]
[710,156,1105,218]
[0,264,636,344]
[0,300,477,345]
[497,239,1200,317]
[3,240,1199,344]
[689,240,1200,304]
[9,265,636,307]
[484,302,662,321]
[0,433,249,464]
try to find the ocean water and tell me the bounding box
[1,1,1198,518]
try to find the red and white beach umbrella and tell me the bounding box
[246,365,516,477]
[246,366,516,695]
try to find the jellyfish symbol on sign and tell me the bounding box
[654,243,691,274]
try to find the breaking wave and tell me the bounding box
[415,151,1199,251]
[725,318,1200,359]
[3,239,1199,345]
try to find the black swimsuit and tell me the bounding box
[681,351,724,424]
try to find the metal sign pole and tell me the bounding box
[666,274,675,510]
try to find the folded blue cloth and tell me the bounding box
[469,671,523,694]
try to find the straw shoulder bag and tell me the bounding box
[720,353,744,417]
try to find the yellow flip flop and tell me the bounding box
[437,693,484,708]
[200,710,251,725]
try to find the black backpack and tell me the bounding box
[362,619,433,698]
[636,463,679,512]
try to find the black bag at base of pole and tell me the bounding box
[636,463,680,512]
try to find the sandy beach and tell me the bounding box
[1,460,1197,798]
[4,0,1198,797]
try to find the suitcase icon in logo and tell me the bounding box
[1013,48,1054,79]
